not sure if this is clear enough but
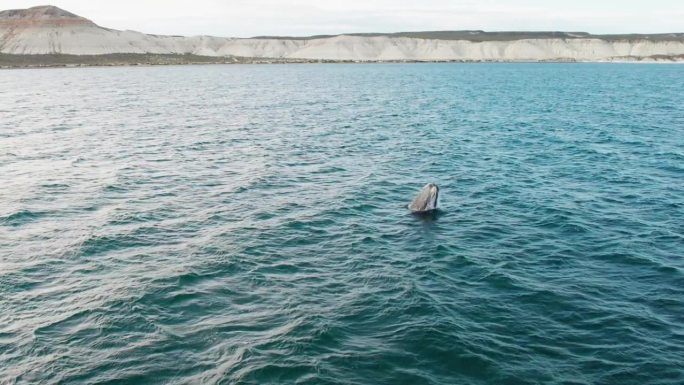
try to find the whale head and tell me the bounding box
[408,183,439,213]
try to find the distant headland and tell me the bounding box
[2,5,683,68]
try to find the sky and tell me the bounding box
[3,0,683,37]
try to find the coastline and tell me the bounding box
[2,53,683,70]
[2,6,683,70]
[0,53,340,69]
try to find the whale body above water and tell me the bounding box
[408,183,439,213]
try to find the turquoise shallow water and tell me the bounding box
[1,63,683,384]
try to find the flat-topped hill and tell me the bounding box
[0,5,94,27]
[254,31,684,42]
[1,5,683,63]
[0,5,80,18]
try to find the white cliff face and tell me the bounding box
[2,6,684,61]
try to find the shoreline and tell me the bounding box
[1,53,683,70]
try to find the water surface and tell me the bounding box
[1,63,683,384]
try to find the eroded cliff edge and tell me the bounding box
[2,5,683,67]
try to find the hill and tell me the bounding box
[2,5,684,65]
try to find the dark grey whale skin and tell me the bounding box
[408,183,439,213]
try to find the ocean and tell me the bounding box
[1,63,683,384]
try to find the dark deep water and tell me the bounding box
[1,63,683,384]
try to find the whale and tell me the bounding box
[408,183,439,213]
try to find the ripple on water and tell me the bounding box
[1,63,683,384]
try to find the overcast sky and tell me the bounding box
[3,0,683,37]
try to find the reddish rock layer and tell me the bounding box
[0,5,94,28]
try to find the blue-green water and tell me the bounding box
[1,63,683,384]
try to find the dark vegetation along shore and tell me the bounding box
[0,53,343,69]
[2,53,683,69]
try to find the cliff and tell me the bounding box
[2,6,684,62]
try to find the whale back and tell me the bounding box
[408,183,439,212]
